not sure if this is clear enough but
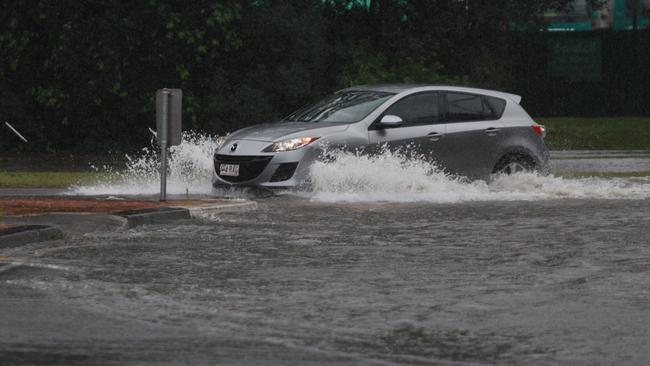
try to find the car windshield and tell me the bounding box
[284,91,394,123]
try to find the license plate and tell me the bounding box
[219,164,239,177]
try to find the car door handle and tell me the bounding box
[484,127,501,136]
[427,132,444,141]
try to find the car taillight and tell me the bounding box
[532,124,546,138]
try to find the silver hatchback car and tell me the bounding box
[213,84,549,188]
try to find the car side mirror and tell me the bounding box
[379,115,403,127]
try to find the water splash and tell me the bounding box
[72,133,650,202]
[71,131,221,196]
[307,149,650,203]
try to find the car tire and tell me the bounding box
[492,153,536,175]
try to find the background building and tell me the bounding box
[545,0,650,31]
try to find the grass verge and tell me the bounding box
[0,172,111,188]
[537,117,650,150]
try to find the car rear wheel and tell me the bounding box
[493,153,535,175]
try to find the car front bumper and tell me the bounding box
[212,139,318,188]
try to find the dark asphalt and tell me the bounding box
[1,196,649,365]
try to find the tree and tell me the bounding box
[0,1,241,152]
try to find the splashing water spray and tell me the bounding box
[71,131,221,196]
[72,136,650,202]
[306,148,650,202]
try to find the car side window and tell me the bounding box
[383,92,441,126]
[445,92,504,122]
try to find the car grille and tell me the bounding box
[214,154,273,182]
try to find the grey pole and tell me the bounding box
[159,90,169,202]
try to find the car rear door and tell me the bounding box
[442,92,505,179]
[367,92,447,169]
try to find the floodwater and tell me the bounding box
[69,132,650,202]
[551,150,650,173]
[2,137,650,365]
[2,197,649,365]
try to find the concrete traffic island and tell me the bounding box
[0,224,64,249]
[0,197,257,246]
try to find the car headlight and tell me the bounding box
[262,137,319,152]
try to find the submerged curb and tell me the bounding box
[112,200,257,226]
[0,225,64,249]
[183,200,258,218]
[0,199,258,246]
[113,207,191,227]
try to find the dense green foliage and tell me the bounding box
[3,0,647,154]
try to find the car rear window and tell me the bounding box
[445,92,506,122]
[485,96,506,119]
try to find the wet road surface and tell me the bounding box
[2,196,649,365]
[551,150,650,173]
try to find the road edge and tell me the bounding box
[0,225,64,249]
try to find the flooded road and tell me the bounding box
[2,145,650,364]
[2,196,649,365]
[551,150,650,174]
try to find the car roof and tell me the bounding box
[339,84,428,93]
[339,84,522,104]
